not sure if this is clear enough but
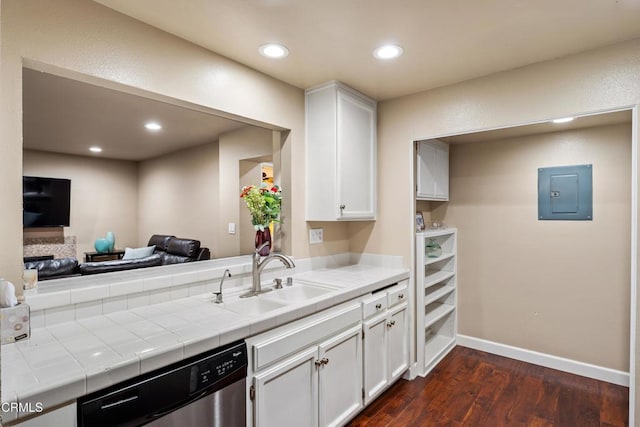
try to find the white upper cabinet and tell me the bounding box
[416,139,449,200]
[305,81,377,221]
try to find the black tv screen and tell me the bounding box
[23,176,71,227]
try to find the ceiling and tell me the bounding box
[94,0,640,100]
[23,68,249,161]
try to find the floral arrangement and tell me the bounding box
[240,184,282,231]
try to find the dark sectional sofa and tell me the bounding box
[25,235,211,281]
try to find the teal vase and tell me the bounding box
[425,238,442,258]
[95,238,110,253]
[105,231,115,252]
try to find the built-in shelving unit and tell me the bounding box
[416,228,457,376]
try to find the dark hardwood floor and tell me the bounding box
[348,346,629,427]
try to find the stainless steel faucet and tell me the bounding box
[240,242,295,298]
[213,269,231,303]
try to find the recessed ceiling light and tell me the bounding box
[552,117,574,124]
[373,44,403,60]
[89,146,102,153]
[259,44,289,59]
[144,122,162,131]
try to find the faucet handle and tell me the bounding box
[213,292,223,304]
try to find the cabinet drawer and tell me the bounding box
[387,284,408,308]
[362,293,387,319]
[252,302,361,371]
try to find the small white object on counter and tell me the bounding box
[1,303,30,344]
[0,278,18,308]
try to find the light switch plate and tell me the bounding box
[309,228,323,244]
[228,223,236,234]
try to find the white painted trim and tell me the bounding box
[629,104,639,427]
[408,138,419,379]
[457,334,630,387]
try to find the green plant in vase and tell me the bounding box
[240,184,282,255]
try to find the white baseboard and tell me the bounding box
[457,334,629,387]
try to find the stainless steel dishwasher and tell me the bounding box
[78,340,247,427]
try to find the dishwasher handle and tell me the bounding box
[100,394,139,410]
[149,388,210,420]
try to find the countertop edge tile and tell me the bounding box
[138,343,184,374]
[85,356,141,394]
[16,370,86,418]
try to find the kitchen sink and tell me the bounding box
[268,283,334,301]
[218,297,288,315]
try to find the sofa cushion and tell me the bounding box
[24,257,79,280]
[160,253,194,265]
[122,245,156,260]
[79,254,162,275]
[147,234,174,252]
[166,238,201,258]
[197,247,211,261]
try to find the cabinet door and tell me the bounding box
[253,346,319,427]
[362,312,389,405]
[318,325,363,427]
[434,143,449,199]
[388,303,409,381]
[417,140,449,200]
[416,141,437,198]
[336,90,376,219]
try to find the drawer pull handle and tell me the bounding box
[375,303,382,310]
[315,357,329,367]
[398,294,405,299]
[387,320,396,328]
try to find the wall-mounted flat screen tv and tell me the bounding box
[23,176,71,227]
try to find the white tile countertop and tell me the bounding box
[1,259,408,424]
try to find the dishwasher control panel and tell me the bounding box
[189,343,247,393]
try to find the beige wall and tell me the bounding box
[371,40,640,416]
[23,150,138,259]
[0,0,322,288]
[364,39,640,262]
[442,124,631,370]
[218,126,272,257]
[138,142,219,254]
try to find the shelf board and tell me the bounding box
[424,270,455,289]
[424,252,454,266]
[419,228,456,238]
[424,334,455,369]
[425,285,455,306]
[424,303,455,328]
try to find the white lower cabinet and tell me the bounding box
[247,302,363,427]
[362,283,409,405]
[362,311,388,402]
[252,325,362,427]
[388,304,409,381]
[318,326,363,427]
[253,346,319,427]
[248,283,409,427]
[11,403,76,427]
